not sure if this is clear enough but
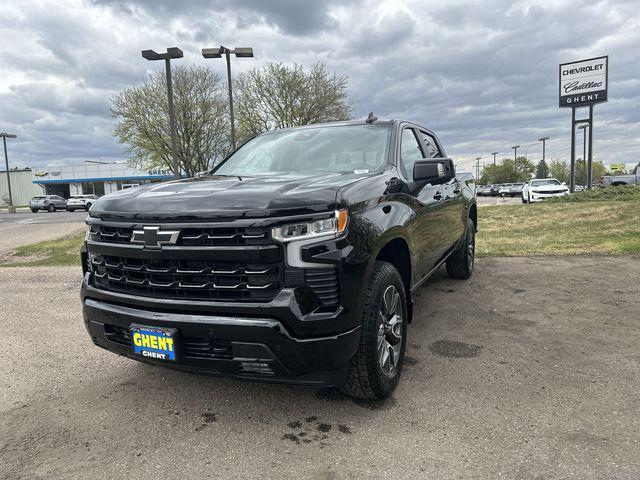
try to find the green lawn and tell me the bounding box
[1,200,639,267]
[1,233,85,267]
[477,201,640,256]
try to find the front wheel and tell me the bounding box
[340,261,407,400]
[47,204,56,212]
[446,218,475,280]
[521,195,527,204]
[30,208,38,213]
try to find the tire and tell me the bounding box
[67,208,75,212]
[85,203,92,211]
[30,208,38,213]
[521,195,527,204]
[340,261,407,400]
[446,218,475,280]
[47,204,55,212]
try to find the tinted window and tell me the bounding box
[215,125,391,176]
[400,128,423,179]
[419,131,441,158]
[531,179,561,186]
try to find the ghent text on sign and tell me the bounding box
[559,56,608,108]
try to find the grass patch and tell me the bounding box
[1,233,85,267]
[477,201,640,256]
[546,185,640,203]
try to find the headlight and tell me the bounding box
[271,209,348,243]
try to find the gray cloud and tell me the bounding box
[0,0,638,172]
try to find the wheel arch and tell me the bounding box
[373,236,413,323]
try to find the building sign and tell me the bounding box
[148,168,172,176]
[34,171,48,177]
[609,163,626,172]
[559,56,608,107]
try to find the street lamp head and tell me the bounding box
[141,49,161,61]
[202,47,223,58]
[234,47,254,58]
[491,152,499,155]
[166,47,183,59]
[142,47,183,61]
[0,133,17,139]
[539,136,550,141]
[577,124,588,130]
[512,145,520,149]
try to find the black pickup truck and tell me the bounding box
[81,118,477,400]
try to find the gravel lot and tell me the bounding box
[1,257,639,479]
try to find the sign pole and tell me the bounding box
[587,104,594,189]
[570,107,576,193]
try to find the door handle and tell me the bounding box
[433,192,442,201]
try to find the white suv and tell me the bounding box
[522,179,569,203]
[66,194,98,212]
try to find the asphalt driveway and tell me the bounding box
[1,256,639,479]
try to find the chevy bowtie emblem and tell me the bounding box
[131,226,180,249]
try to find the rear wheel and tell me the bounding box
[446,218,475,280]
[340,261,407,400]
[67,208,75,212]
[85,203,92,211]
[521,195,527,204]
[30,208,38,213]
[47,204,55,212]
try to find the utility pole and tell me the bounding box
[511,145,520,181]
[1,133,17,214]
[142,47,183,179]
[539,137,550,177]
[202,46,254,150]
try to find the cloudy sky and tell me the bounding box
[1,0,639,173]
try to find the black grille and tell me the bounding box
[92,255,283,302]
[89,224,272,247]
[103,324,233,359]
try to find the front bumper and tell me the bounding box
[530,191,569,202]
[81,277,361,387]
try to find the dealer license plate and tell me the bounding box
[130,324,177,361]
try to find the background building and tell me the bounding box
[1,169,41,206]
[32,163,174,198]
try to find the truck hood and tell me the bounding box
[91,172,370,221]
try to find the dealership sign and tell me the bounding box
[559,56,608,107]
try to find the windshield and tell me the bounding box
[531,179,561,186]
[214,125,391,176]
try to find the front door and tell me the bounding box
[397,127,445,279]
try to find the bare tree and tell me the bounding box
[234,62,352,141]
[111,65,229,177]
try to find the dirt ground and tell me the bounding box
[1,256,639,479]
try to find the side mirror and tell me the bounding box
[413,158,455,185]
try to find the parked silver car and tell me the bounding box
[66,194,98,212]
[29,195,68,213]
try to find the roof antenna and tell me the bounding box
[365,112,377,124]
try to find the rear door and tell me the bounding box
[416,130,466,253]
[397,126,445,278]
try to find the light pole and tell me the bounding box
[142,47,183,179]
[511,145,520,181]
[1,133,17,213]
[491,152,499,166]
[539,137,550,177]
[577,125,588,188]
[475,157,481,181]
[202,46,254,150]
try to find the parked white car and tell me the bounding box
[66,194,98,212]
[522,178,569,203]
